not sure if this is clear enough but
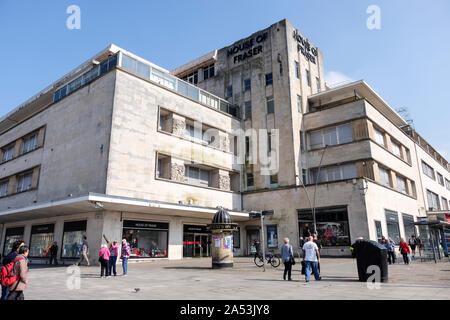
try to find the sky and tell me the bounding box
[0,0,449,157]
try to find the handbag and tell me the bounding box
[290,255,296,265]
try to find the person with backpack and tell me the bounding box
[1,240,24,300]
[281,238,294,281]
[385,238,396,264]
[408,235,418,258]
[98,244,110,278]
[399,238,411,265]
[121,238,131,276]
[5,246,29,300]
[75,236,90,266]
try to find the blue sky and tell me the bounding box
[0,0,449,157]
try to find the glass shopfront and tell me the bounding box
[385,210,400,244]
[29,224,54,258]
[183,225,211,258]
[298,206,351,247]
[3,227,24,256]
[62,220,87,258]
[122,220,169,258]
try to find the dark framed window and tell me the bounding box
[305,69,311,86]
[385,210,400,244]
[225,85,233,98]
[203,64,215,80]
[298,206,350,246]
[402,214,416,239]
[267,96,274,114]
[62,220,87,258]
[244,101,252,120]
[294,61,299,78]
[29,224,55,258]
[246,172,254,188]
[265,73,273,86]
[122,220,169,258]
[244,79,251,91]
[3,227,24,256]
[266,225,278,248]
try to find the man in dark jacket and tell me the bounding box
[1,240,25,300]
[49,242,58,265]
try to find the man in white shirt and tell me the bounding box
[302,236,321,282]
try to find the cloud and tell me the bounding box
[325,71,355,87]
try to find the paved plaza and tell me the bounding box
[25,257,450,300]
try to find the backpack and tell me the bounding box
[0,256,24,287]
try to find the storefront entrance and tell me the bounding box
[183,225,211,258]
[246,227,260,256]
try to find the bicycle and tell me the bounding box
[253,252,281,268]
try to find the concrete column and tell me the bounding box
[372,161,380,183]
[7,175,17,195]
[406,179,413,196]
[37,127,46,148]
[13,139,22,158]
[367,120,375,141]
[389,170,397,190]
[170,158,185,183]
[219,131,230,152]
[400,145,407,162]
[218,170,231,191]
[384,133,392,152]
[31,167,40,189]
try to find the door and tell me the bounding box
[194,234,210,257]
[247,229,260,255]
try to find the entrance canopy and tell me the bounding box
[0,192,250,223]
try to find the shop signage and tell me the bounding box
[227,32,268,64]
[5,227,24,236]
[63,220,87,232]
[208,223,239,231]
[293,30,318,64]
[31,224,54,234]
[183,225,209,233]
[123,220,169,230]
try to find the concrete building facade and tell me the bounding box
[1,19,449,264]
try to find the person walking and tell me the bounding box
[98,244,110,278]
[1,240,24,300]
[121,238,131,276]
[302,236,321,282]
[408,235,418,258]
[103,234,119,277]
[399,238,411,265]
[49,242,58,265]
[7,246,29,300]
[312,233,322,273]
[75,236,90,266]
[281,238,294,281]
[385,239,396,264]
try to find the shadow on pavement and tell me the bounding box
[163,266,212,270]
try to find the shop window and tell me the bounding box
[122,220,169,258]
[29,224,54,258]
[266,225,278,248]
[402,214,416,239]
[385,210,400,244]
[62,220,87,258]
[298,206,350,246]
[2,227,24,256]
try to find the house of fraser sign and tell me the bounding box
[293,30,318,64]
[227,32,268,64]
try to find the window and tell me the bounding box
[246,172,254,188]
[62,221,87,258]
[29,224,55,258]
[402,214,416,239]
[396,175,407,194]
[245,136,250,159]
[442,197,449,210]
[316,77,320,92]
[310,164,357,183]
[0,180,8,197]
[16,172,33,193]
[267,225,278,248]
[446,179,450,191]
[267,96,274,114]
[2,145,14,163]
[265,73,273,86]
[294,61,299,78]
[308,124,353,149]
[244,78,251,91]
[182,71,198,84]
[437,173,444,186]
[225,85,233,98]
[385,210,400,245]
[270,174,278,187]
[302,169,307,185]
[203,64,215,80]
[244,101,252,120]
[297,95,302,113]
[184,166,210,187]
[298,206,350,246]
[22,133,38,154]
[422,161,435,180]
[373,127,385,146]
[300,131,305,151]
[426,189,441,210]
[3,227,24,256]
[305,69,311,86]
[379,167,391,188]
[122,220,169,258]
[391,141,402,158]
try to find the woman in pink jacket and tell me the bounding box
[98,244,110,278]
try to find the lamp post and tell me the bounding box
[249,210,274,272]
[312,144,328,234]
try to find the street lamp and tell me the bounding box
[249,210,274,272]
